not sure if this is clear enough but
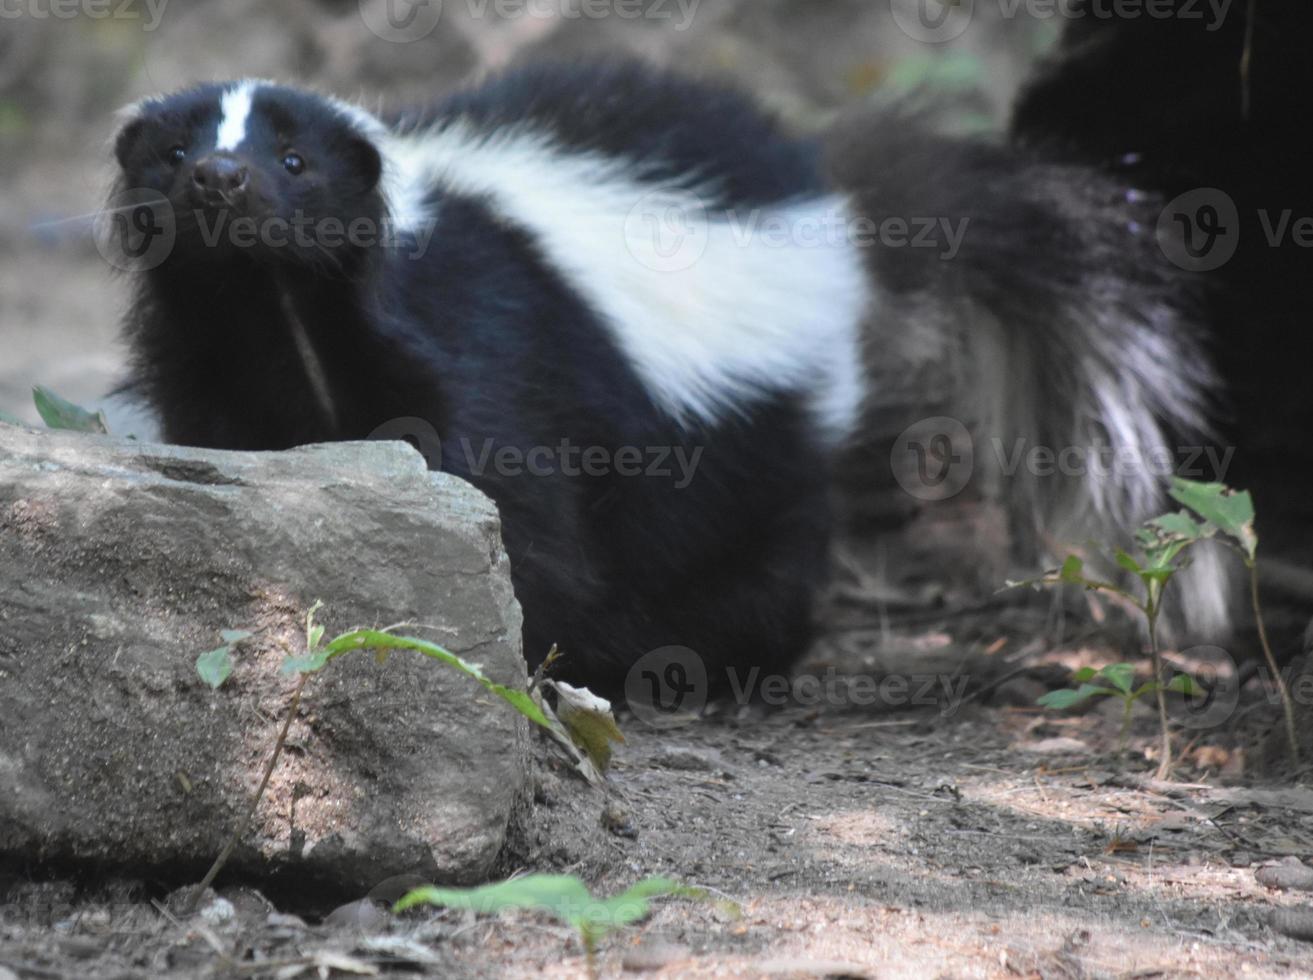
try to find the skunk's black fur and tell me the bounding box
[113,63,845,694]
[111,60,1230,694]
[825,106,1236,637]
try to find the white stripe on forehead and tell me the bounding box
[215,81,259,151]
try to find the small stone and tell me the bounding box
[199,897,236,926]
[622,942,691,972]
[1256,861,1313,892]
[324,898,390,933]
[1271,907,1313,943]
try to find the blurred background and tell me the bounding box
[0,0,1055,431]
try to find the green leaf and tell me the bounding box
[1099,663,1136,695]
[196,645,233,689]
[550,682,625,772]
[1166,673,1200,696]
[1114,549,1143,575]
[281,650,332,675]
[319,629,552,729]
[1037,683,1115,709]
[220,630,252,645]
[32,386,109,434]
[394,874,711,948]
[1148,510,1211,542]
[1059,555,1086,584]
[1071,667,1099,683]
[1168,478,1257,561]
[304,600,325,652]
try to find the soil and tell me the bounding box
[3,602,1313,979]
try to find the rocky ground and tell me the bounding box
[4,626,1313,978]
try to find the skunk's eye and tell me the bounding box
[168,145,186,164]
[282,152,305,175]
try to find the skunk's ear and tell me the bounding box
[343,134,383,194]
[113,117,146,171]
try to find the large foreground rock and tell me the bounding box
[0,425,528,894]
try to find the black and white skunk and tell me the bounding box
[108,61,1229,694]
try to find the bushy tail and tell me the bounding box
[824,105,1234,638]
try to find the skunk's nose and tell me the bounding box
[191,155,249,204]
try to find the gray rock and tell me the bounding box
[0,425,529,893]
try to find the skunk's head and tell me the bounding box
[112,81,389,272]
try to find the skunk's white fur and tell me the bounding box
[203,79,872,442]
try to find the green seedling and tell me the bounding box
[1014,477,1298,775]
[32,385,109,433]
[190,602,622,911]
[1038,662,1200,754]
[396,874,729,979]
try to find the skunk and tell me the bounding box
[108,61,1228,695]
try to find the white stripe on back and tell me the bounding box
[373,121,872,441]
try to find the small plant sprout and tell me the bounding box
[189,602,624,908]
[395,874,729,979]
[31,385,110,434]
[1038,663,1199,755]
[1010,507,1209,776]
[1016,477,1299,775]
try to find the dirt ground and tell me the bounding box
[3,600,1313,979]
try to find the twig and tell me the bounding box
[185,673,309,915]
[1249,563,1300,767]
